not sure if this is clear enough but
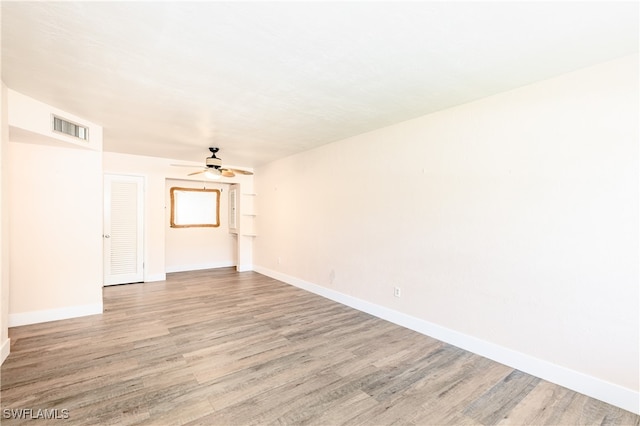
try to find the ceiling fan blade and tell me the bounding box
[220,169,235,177]
[187,170,205,176]
[226,168,254,175]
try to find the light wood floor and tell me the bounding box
[1,268,638,425]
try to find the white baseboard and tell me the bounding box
[1,338,10,364]
[236,264,253,272]
[253,265,640,415]
[144,273,166,282]
[8,303,103,327]
[165,262,236,274]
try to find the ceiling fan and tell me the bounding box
[173,147,253,179]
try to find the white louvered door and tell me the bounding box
[103,174,144,286]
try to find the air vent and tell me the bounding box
[52,115,89,141]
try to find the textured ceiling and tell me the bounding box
[1,1,638,167]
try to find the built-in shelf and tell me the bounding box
[240,192,257,237]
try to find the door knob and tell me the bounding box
[104,234,110,238]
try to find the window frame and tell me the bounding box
[169,187,221,228]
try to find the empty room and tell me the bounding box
[0,1,638,425]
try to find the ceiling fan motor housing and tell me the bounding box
[205,156,223,168]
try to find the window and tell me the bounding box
[170,187,220,228]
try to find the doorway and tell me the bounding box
[164,179,236,272]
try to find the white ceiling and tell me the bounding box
[1,1,638,167]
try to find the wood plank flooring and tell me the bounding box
[1,268,638,425]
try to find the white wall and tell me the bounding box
[8,90,102,151]
[165,179,236,272]
[254,55,639,413]
[103,152,254,279]
[6,91,104,327]
[0,81,10,363]
[9,141,103,325]
[0,3,10,363]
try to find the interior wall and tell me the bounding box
[0,2,10,362]
[0,81,10,363]
[7,90,103,152]
[254,55,639,412]
[165,179,235,272]
[9,141,103,325]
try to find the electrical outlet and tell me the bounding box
[394,287,401,298]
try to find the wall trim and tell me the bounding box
[236,264,253,273]
[1,338,10,364]
[144,273,166,282]
[8,303,103,327]
[165,262,236,274]
[253,265,640,415]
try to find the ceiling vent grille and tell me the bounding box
[52,115,89,141]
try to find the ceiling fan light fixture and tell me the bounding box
[204,168,222,180]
